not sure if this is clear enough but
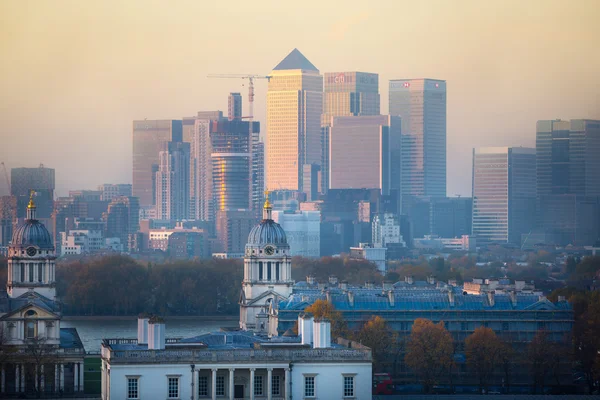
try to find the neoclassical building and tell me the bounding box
[0,193,85,396]
[239,193,293,333]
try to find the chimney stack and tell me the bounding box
[313,319,331,348]
[299,313,314,346]
[487,291,495,307]
[137,315,149,344]
[340,281,348,290]
[328,275,338,285]
[147,317,166,350]
[405,276,414,285]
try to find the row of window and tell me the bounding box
[127,374,355,399]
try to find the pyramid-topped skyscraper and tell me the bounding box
[266,49,323,193]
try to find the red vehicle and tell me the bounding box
[373,373,394,395]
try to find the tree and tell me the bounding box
[465,327,503,393]
[405,318,454,393]
[304,299,349,338]
[356,316,397,372]
[23,337,57,397]
[528,330,552,394]
[498,341,516,393]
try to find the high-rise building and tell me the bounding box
[211,119,259,212]
[132,120,182,207]
[11,166,55,219]
[389,79,447,202]
[155,142,190,221]
[322,72,380,122]
[105,196,140,245]
[0,195,16,246]
[536,119,600,245]
[328,115,400,195]
[472,147,536,244]
[252,140,265,212]
[215,210,257,254]
[228,92,242,121]
[272,210,321,258]
[266,48,323,192]
[97,184,132,201]
[430,197,473,239]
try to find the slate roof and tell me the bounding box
[0,290,60,315]
[273,48,318,71]
[60,328,85,350]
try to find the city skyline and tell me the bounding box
[1,0,599,197]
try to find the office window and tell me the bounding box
[343,376,354,397]
[304,376,315,397]
[198,376,208,397]
[254,375,263,396]
[168,377,179,399]
[127,378,139,399]
[216,375,225,396]
[272,375,280,396]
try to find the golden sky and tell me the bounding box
[0,0,598,196]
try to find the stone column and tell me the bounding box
[191,366,197,400]
[284,368,290,400]
[59,363,64,391]
[1,364,5,393]
[55,364,59,393]
[15,364,19,393]
[250,368,255,400]
[20,364,25,393]
[40,365,45,392]
[211,368,217,400]
[267,368,272,400]
[228,368,234,400]
[79,362,85,392]
[74,362,78,392]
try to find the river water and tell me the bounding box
[62,317,239,353]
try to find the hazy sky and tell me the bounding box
[1,0,598,197]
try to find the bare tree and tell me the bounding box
[23,337,58,398]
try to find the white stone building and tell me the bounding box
[349,243,387,273]
[272,210,320,258]
[372,213,405,248]
[60,229,104,255]
[413,234,475,251]
[1,194,85,396]
[101,316,372,400]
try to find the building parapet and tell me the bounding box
[102,346,371,364]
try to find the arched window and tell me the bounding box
[29,263,34,282]
[258,262,263,280]
[267,262,272,281]
[20,263,25,281]
[24,310,38,339]
[275,262,280,281]
[38,263,43,283]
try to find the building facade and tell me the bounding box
[132,120,183,207]
[228,92,242,121]
[349,243,387,272]
[0,195,17,246]
[215,210,257,254]
[101,317,372,400]
[322,71,380,122]
[472,147,536,244]
[327,115,400,195]
[11,167,55,219]
[272,210,320,258]
[155,141,190,221]
[266,49,322,192]
[536,119,600,245]
[389,79,447,201]
[97,184,132,201]
[1,194,85,396]
[372,213,405,248]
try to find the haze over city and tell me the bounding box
[1,0,598,196]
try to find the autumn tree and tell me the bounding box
[356,316,397,372]
[465,327,503,393]
[498,341,516,393]
[405,318,454,393]
[304,299,349,338]
[528,330,553,394]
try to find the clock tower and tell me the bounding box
[239,192,293,332]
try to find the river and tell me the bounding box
[62,316,239,353]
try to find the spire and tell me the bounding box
[26,190,36,220]
[263,190,272,220]
[272,48,319,72]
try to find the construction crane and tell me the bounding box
[207,74,271,125]
[0,162,9,190]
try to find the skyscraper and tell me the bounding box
[155,141,190,221]
[211,119,259,212]
[11,166,55,219]
[389,79,447,202]
[536,119,600,245]
[228,92,242,121]
[266,48,323,192]
[97,184,132,201]
[132,120,183,207]
[323,72,380,121]
[472,147,536,244]
[328,115,400,195]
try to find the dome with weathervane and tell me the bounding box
[246,192,288,247]
[10,192,54,250]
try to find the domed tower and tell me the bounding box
[7,191,57,299]
[240,192,293,332]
